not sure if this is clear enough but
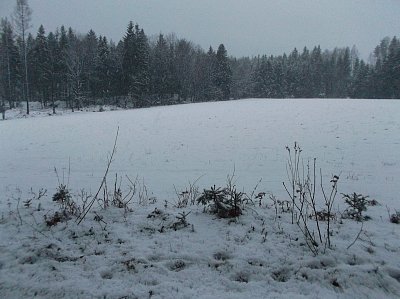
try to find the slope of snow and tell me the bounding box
[1,99,399,298]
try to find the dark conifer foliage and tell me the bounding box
[0,12,399,116]
[0,18,20,112]
[215,44,232,100]
[31,24,50,104]
[150,34,171,102]
[12,0,32,114]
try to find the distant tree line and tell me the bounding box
[0,2,399,118]
[231,38,400,100]
[0,17,233,116]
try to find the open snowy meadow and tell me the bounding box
[1,98,400,298]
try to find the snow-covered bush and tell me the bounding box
[342,192,370,221]
[46,184,80,226]
[174,179,200,208]
[390,211,400,224]
[52,184,80,216]
[197,185,242,218]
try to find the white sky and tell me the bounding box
[1,0,399,59]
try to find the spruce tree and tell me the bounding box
[215,44,232,100]
[58,25,69,100]
[133,26,150,107]
[174,39,195,101]
[47,30,59,113]
[32,25,50,105]
[0,18,20,111]
[13,0,32,114]
[150,34,171,102]
[65,27,84,111]
[122,21,136,102]
[310,46,323,97]
[382,37,400,98]
[287,48,300,97]
[83,29,98,101]
[205,46,219,100]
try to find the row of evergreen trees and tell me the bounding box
[1,15,399,116]
[0,18,234,114]
[232,37,400,100]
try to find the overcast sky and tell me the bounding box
[1,0,399,59]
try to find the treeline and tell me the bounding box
[0,19,232,114]
[1,16,399,117]
[231,37,400,100]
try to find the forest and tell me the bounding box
[1,3,399,116]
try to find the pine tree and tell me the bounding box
[57,25,69,101]
[298,47,312,97]
[393,38,400,98]
[339,47,351,97]
[96,36,111,100]
[25,33,34,101]
[83,29,98,101]
[215,44,232,100]
[0,18,21,111]
[31,24,50,105]
[47,30,59,113]
[174,39,195,101]
[191,48,212,102]
[65,27,84,111]
[150,34,170,101]
[272,56,286,98]
[252,55,272,97]
[122,21,136,103]
[166,38,178,100]
[351,59,372,98]
[310,46,323,97]
[382,37,400,98]
[13,0,32,114]
[287,48,300,97]
[133,25,150,107]
[109,40,124,100]
[230,56,255,99]
[205,46,220,100]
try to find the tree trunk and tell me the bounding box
[51,81,55,114]
[1,101,5,120]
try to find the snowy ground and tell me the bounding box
[0,99,399,298]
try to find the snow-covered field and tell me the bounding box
[1,99,399,298]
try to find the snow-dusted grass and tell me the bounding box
[1,99,399,298]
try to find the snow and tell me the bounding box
[0,98,399,298]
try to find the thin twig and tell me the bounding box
[76,127,119,224]
[347,222,364,250]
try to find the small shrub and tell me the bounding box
[45,210,69,227]
[197,185,242,218]
[23,188,47,208]
[342,192,370,221]
[52,184,71,203]
[147,208,166,220]
[283,142,339,255]
[174,183,200,208]
[171,211,191,231]
[277,200,291,213]
[312,210,336,221]
[390,211,400,224]
[52,184,81,219]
